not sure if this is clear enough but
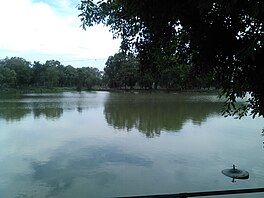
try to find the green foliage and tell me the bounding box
[104,53,139,89]
[104,52,215,90]
[32,61,46,86]
[138,72,153,90]
[0,57,102,91]
[0,63,16,88]
[64,65,77,87]
[76,67,102,91]
[3,57,32,87]
[79,0,264,118]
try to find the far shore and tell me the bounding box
[0,86,220,95]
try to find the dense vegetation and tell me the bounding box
[0,57,102,91]
[78,0,264,118]
[104,52,217,90]
[0,55,217,92]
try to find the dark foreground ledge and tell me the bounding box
[120,187,264,198]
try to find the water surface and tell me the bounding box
[0,91,263,198]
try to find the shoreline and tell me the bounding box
[0,86,220,95]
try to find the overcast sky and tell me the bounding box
[0,0,121,70]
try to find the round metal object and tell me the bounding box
[222,165,249,179]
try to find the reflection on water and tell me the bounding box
[0,92,225,135]
[104,93,225,137]
[0,92,106,121]
[32,142,152,197]
[0,101,31,121]
[0,91,263,198]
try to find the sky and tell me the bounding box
[0,0,121,70]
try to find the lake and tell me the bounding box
[0,91,263,198]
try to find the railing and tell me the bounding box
[122,187,264,197]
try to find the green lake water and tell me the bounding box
[0,91,263,198]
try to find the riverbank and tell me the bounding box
[0,87,81,94]
[0,86,220,95]
[105,87,220,95]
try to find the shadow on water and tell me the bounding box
[104,92,225,137]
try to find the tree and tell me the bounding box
[4,57,32,87]
[78,0,264,118]
[32,61,46,86]
[104,53,139,89]
[76,67,102,91]
[160,64,186,90]
[57,64,66,87]
[44,60,60,87]
[0,63,16,88]
[138,71,154,90]
[64,65,77,87]
[104,53,124,88]
[0,57,103,90]
[119,54,139,89]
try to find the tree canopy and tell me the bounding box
[78,0,264,118]
[0,57,102,91]
[104,53,139,89]
[104,52,216,90]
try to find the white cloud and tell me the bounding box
[0,0,120,68]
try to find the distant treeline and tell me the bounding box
[0,55,218,91]
[103,53,218,90]
[0,57,102,91]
